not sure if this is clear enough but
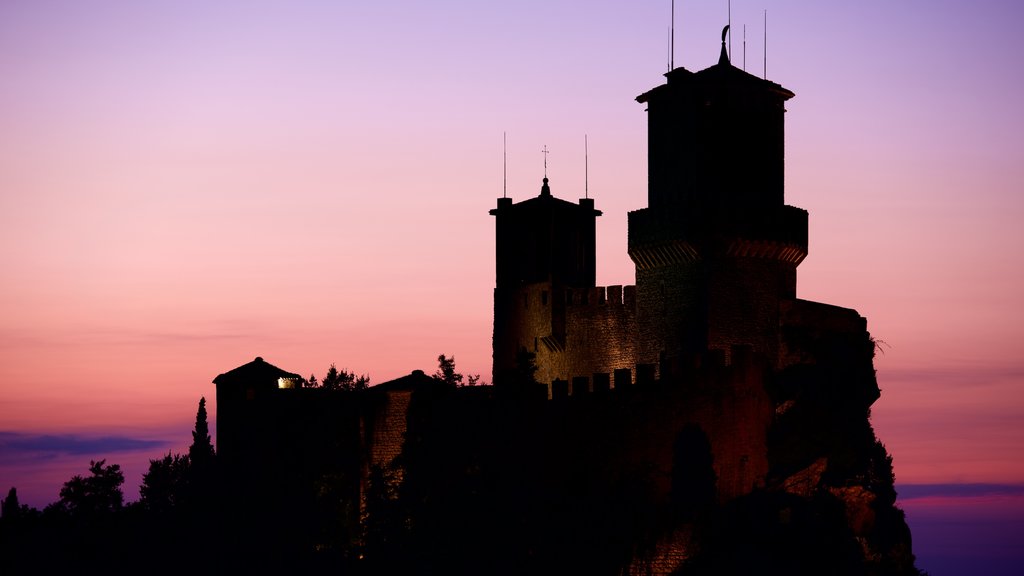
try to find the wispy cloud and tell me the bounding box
[880,364,1024,390]
[0,431,170,464]
[0,315,268,350]
[899,483,1024,500]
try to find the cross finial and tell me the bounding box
[541,145,549,178]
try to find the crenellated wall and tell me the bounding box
[536,345,774,503]
[499,283,639,393]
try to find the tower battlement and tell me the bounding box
[563,285,637,307]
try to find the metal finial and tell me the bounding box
[541,145,549,178]
[719,24,731,65]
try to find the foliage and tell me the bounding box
[514,347,539,385]
[189,396,216,473]
[433,354,482,387]
[317,363,370,391]
[1,487,20,519]
[139,452,190,512]
[361,463,410,569]
[55,459,124,516]
[433,354,464,387]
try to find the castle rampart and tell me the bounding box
[508,283,639,395]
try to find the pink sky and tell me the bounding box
[2,2,1023,571]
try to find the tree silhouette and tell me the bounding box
[187,396,217,511]
[433,354,481,387]
[434,354,464,387]
[514,347,539,385]
[1,487,20,520]
[55,459,124,516]
[139,452,190,513]
[189,397,216,471]
[318,363,369,391]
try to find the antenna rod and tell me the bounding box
[743,24,746,71]
[585,134,589,199]
[670,0,675,70]
[728,0,732,61]
[763,9,767,79]
[503,131,507,198]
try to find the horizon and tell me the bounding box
[2,2,1022,573]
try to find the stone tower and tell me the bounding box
[490,177,602,385]
[628,36,808,377]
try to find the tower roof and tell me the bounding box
[636,44,794,105]
[371,369,447,392]
[213,356,301,386]
[489,177,602,216]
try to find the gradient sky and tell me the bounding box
[1,2,1022,573]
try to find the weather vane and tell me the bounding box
[541,145,550,178]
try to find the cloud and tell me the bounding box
[0,431,170,464]
[899,483,1024,500]
[0,316,263,350]
[880,364,1024,390]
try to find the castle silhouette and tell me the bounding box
[493,35,809,391]
[212,34,919,576]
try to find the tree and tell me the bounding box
[1,487,20,520]
[56,459,124,516]
[513,347,539,385]
[434,354,464,387]
[322,364,340,390]
[352,372,370,391]
[320,363,370,391]
[139,452,190,513]
[188,397,216,504]
[189,397,216,471]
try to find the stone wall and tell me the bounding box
[495,282,639,392]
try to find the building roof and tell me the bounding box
[213,356,302,386]
[371,369,448,393]
[636,47,794,104]
[489,177,602,217]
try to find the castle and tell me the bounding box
[493,34,827,392]
[212,33,918,576]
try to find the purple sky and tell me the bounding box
[2,2,1023,573]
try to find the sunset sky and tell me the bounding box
[1,2,1022,573]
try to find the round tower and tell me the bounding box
[628,34,808,376]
